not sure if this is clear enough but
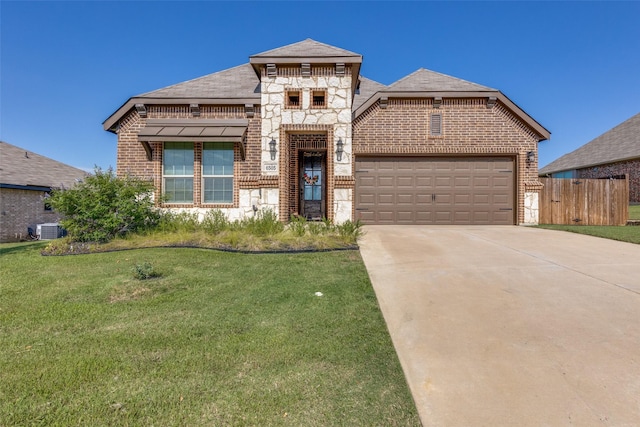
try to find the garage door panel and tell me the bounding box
[377,194,395,205]
[355,157,514,225]
[397,176,414,187]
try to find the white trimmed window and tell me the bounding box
[202,142,234,204]
[163,142,194,203]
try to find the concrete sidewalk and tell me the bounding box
[359,226,640,426]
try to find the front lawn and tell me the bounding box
[629,204,640,220]
[0,242,419,426]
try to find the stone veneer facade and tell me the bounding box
[260,66,353,222]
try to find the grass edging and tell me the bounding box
[41,242,360,256]
[535,224,640,245]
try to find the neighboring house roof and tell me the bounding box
[0,141,88,190]
[540,112,640,175]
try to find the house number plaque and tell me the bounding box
[262,162,278,174]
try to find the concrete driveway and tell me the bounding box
[359,226,640,427]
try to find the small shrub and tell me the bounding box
[132,262,160,280]
[288,215,307,237]
[240,209,284,236]
[201,209,231,234]
[307,221,326,236]
[156,211,200,233]
[335,220,364,241]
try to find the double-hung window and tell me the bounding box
[202,142,234,204]
[163,142,194,203]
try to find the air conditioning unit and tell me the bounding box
[37,223,66,240]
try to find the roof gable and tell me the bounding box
[353,76,387,111]
[139,63,260,100]
[250,38,362,62]
[540,112,640,174]
[0,141,88,189]
[386,68,495,92]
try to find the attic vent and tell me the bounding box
[266,63,277,77]
[336,63,345,76]
[433,97,442,109]
[430,114,442,136]
[487,96,497,108]
[190,103,200,117]
[301,63,311,77]
[379,97,388,109]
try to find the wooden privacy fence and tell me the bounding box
[539,177,629,225]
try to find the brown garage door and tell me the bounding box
[355,157,514,225]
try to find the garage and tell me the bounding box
[355,157,515,225]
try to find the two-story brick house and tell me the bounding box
[104,39,549,225]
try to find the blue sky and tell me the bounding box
[2,1,639,172]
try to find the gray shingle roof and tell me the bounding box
[139,63,260,100]
[353,76,386,111]
[250,38,361,61]
[0,141,88,189]
[539,112,640,174]
[385,68,496,92]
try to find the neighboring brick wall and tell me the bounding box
[353,98,541,224]
[115,105,263,207]
[0,188,61,242]
[578,158,640,203]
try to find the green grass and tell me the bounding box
[629,205,640,220]
[536,224,640,244]
[0,242,419,426]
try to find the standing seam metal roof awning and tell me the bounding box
[138,119,248,142]
[137,119,249,160]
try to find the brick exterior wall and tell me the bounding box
[115,106,263,208]
[0,188,61,242]
[114,97,542,224]
[352,98,541,224]
[578,158,640,203]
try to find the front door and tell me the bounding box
[300,152,325,220]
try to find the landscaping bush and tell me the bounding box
[156,211,200,233]
[288,215,307,236]
[236,209,284,236]
[336,220,364,240]
[48,167,159,243]
[132,261,161,280]
[201,209,231,234]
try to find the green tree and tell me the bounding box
[48,167,159,242]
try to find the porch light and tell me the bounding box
[336,138,344,162]
[526,150,535,166]
[269,139,277,161]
